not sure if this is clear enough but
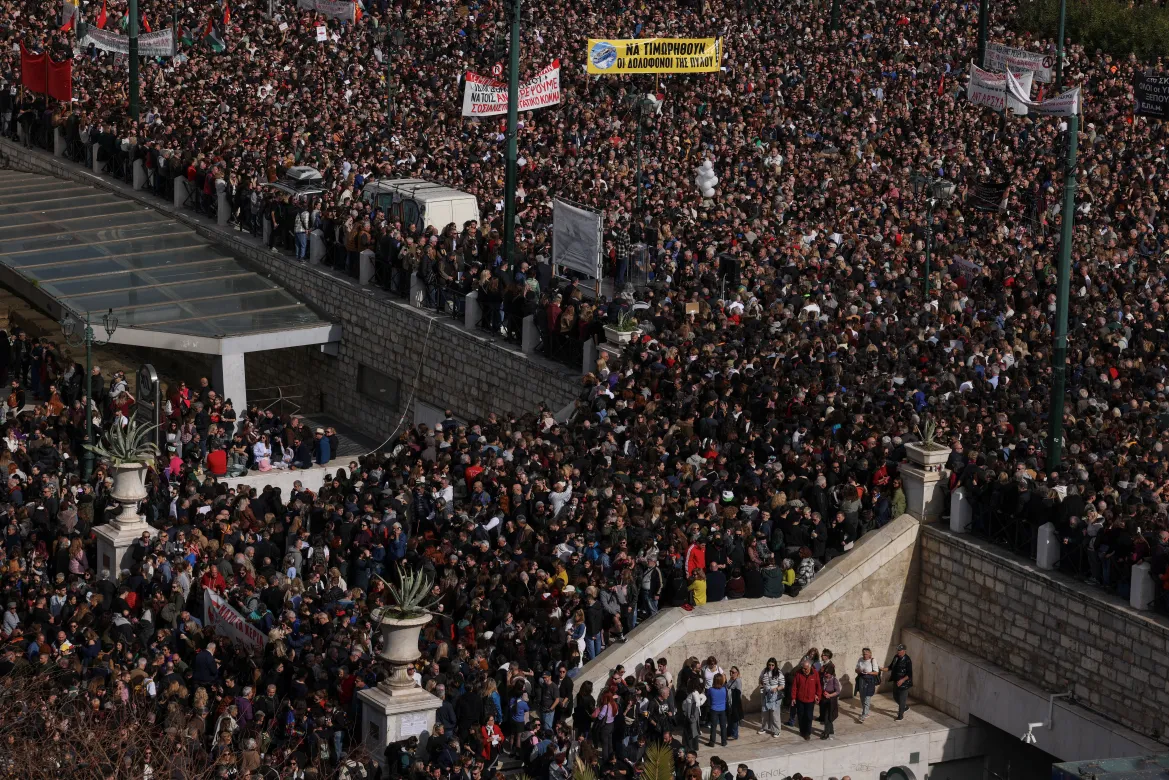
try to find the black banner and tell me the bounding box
[970,180,1009,213]
[1135,73,1169,120]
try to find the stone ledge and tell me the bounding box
[580,512,923,691]
[922,525,1169,639]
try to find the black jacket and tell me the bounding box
[888,653,912,689]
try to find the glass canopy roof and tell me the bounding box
[0,172,330,340]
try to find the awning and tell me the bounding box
[0,171,339,355]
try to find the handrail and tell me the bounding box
[246,384,303,417]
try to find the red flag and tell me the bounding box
[142,15,151,32]
[48,58,72,102]
[354,0,362,23]
[19,44,47,94]
[1037,85,1046,102]
[223,1,230,26]
[937,74,944,96]
[96,0,108,28]
[204,14,215,37]
[60,14,74,31]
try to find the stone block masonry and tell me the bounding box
[917,525,1169,744]
[0,140,582,438]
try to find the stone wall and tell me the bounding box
[0,139,582,439]
[582,513,922,712]
[917,525,1169,743]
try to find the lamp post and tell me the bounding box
[632,94,657,215]
[129,0,140,120]
[1048,113,1078,470]
[62,309,119,481]
[386,27,403,120]
[1054,0,1067,91]
[911,174,956,317]
[830,0,840,32]
[977,0,990,67]
[501,0,521,266]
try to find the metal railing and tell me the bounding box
[247,384,303,418]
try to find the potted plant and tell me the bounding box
[603,311,642,346]
[85,419,160,505]
[904,415,950,469]
[373,566,440,687]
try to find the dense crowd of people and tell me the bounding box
[1,0,1169,774]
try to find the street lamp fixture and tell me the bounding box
[910,173,956,318]
[632,94,659,215]
[61,309,119,481]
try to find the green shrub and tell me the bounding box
[1016,0,1169,61]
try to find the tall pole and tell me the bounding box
[1047,113,1078,471]
[924,201,934,312]
[129,0,140,120]
[386,26,393,120]
[977,0,989,67]
[1054,0,1066,91]
[635,104,643,214]
[830,0,840,32]
[83,313,94,481]
[501,0,520,265]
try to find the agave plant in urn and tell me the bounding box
[373,566,441,692]
[85,418,160,529]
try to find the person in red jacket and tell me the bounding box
[789,657,822,740]
[685,536,706,577]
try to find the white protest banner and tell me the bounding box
[984,42,1054,83]
[297,0,355,22]
[1006,68,1080,116]
[552,198,603,279]
[316,24,327,41]
[461,59,561,117]
[204,589,268,654]
[967,64,1033,115]
[81,26,175,57]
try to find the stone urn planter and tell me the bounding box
[377,613,433,691]
[904,442,951,471]
[603,325,642,346]
[110,462,149,527]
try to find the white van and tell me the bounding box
[361,179,481,234]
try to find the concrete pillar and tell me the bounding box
[54,127,65,157]
[217,190,230,227]
[174,177,190,209]
[583,339,598,375]
[1036,522,1060,570]
[92,143,102,175]
[1130,562,1156,611]
[901,464,945,523]
[133,159,147,190]
[309,229,325,264]
[212,353,247,428]
[263,218,272,248]
[521,315,539,354]
[409,274,426,308]
[359,249,376,285]
[950,486,971,534]
[464,290,480,329]
[357,686,441,775]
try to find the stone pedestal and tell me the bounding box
[464,290,481,329]
[950,486,971,534]
[409,274,426,308]
[582,339,598,375]
[94,517,149,579]
[174,177,191,209]
[1036,522,1060,570]
[521,315,539,354]
[217,190,230,226]
[54,128,66,157]
[1130,562,1156,611]
[359,249,376,285]
[92,143,102,175]
[133,159,147,190]
[901,463,945,522]
[309,229,326,264]
[357,684,441,771]
[263,218,272,247]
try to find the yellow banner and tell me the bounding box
[586,38,722,74]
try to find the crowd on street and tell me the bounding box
[1,0,1169,774]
